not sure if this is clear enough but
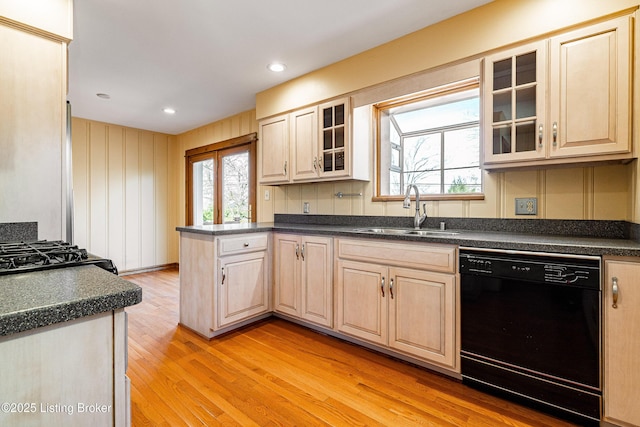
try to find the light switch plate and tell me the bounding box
[515,198,537,215]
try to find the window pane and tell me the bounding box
[407,170,441,194]
[444,127,479,169]
[403,134,441,180]
[221,152,249,224]
[444,168,482,193]
[393,91,479,132]
[193,159,214,225]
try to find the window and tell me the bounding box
[186,134,257,226]
[376,80,481,199]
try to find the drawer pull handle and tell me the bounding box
[381,276,385,298]
[301,244,305,261]
[221,267,226,285]
[612,277,619,308]
[389,278,394,299]
[552,122,558,146]
[295,244,300,260]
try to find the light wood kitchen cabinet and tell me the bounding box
[483,40,547,165]
[179,231,271,338]
[483,14,632,170]
[258,114,290,184]
[291,106,320,181]
[259,97,368,184]
[603,258,640,427]
[318,97,350,179]
[336,238,458,371]
[0,310,129,426]
[273,234,333,328]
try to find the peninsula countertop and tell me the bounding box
[176,217,640,258]
[0,265,142,336]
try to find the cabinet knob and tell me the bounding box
[243,242,249,247]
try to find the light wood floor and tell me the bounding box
[124,268,578,427]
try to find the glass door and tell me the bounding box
[186,134,256,226]
[191,155,215,226]
[219,146,250,224]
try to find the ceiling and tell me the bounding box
[68,0,492,135]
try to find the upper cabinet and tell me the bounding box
[258,113,290,184]
[483,40,547,165]
[259,97,369,184]
[483,15,633,170]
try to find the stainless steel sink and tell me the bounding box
[406,230,459,236]
[352,228,412,234]
[351,228,459,236]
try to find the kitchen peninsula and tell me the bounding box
[0,266,142,426]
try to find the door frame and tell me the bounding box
[186,133,257,226]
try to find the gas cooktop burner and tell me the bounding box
[0,240,117,276]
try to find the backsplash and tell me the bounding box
[274,214,631,240]
[0,222,38,242]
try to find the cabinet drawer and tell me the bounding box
[218,233,269,256]
[336,238,456,274]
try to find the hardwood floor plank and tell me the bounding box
[123,268,579,426]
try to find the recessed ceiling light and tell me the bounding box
[163,108,176,114]
[267,62,286,72]
[96,93,111,99]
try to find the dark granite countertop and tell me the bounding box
[176,215,640,258]
[0,265,142,337]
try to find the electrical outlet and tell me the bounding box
[515,197,537,215]
[303,202,310,214]
[264,189,270,201]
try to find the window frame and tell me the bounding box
[373,78,484,202]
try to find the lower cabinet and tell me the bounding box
[273,233,333,328]
[336,238,458,371]
[0,310,130,426]
[179,231,271,338]
[603,258,640,427]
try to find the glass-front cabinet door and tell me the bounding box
[318,97,350,178]
[483,40,547,164]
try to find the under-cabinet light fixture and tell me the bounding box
[96,93,111,99]
[163,107,176,114]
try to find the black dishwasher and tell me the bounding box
[460,248,601,425]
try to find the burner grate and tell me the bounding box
[0,241,89,273]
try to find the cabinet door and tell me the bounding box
[318,97,350,178]
[603,259,640,427]
[549,16,631,159]
[217,251,269,328]
[336,259,387,345]
[258,114,290,184]
[300,236,333,327]
[273,234,301,317]
[483,40,547,164]
[388,268,457,369]
[291,106,319,182]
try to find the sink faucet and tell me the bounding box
[403,184,427,229]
